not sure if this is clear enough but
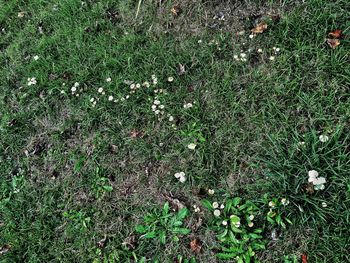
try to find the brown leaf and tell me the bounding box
[251,22,268,34]
[190,238,202,253]
[129,129,144,138]
[301,253,308,263]
[0,244,11,255]
[328,29,342,39]
[304,182,315,194]
[326,38,340,49]
[171,6,182,17]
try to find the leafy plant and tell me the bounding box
[179,122,206,144]
[135,202,190,245]
[63,209,91,232]
[91,167,113,198]
[264,195,292,229]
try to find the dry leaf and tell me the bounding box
[326,38,340,49]
[0,244,11,255]
[129,129,144,138]
[251,22,268,34]
[171,6,182,17]
[190,238,202,253]
[177,63,185,75]
[304,182,315,194]
[328,29,342,39]
[301,253,308,263]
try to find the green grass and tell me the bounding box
[1,0,349,262]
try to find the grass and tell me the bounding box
[0,0,349,262]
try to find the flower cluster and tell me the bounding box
[308,170,326,190]
[27,77,37,86]
[174,172,186,183]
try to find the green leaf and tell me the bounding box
[163,202,170,215]
[217,229,228,240]
[142,231,157,238]
[173,220,183,227]
[172,227,191,235]
[159,231,166,244]
[135,225,147,233]
[177,208,188,220]
[202,199,212,210]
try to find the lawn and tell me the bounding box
[0,0,349,262]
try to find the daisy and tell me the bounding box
[213,209,221,217]
[319,135,329,143]
[212,202,219,209]
[187,143,196,150]
[167,76,174,82]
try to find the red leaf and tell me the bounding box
[251,22,268,34]
[328,29,342,39]
[301,253,308,263]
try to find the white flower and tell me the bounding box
[198,40,202,44]
[193,205,200,213]
[108,96,114,101]
[130,84,136,90]
[308,170,326,190]
[153,100,161,105]
[74,82,79,87]
[257,48,263,53]
[235,222,241,228]
[142,81,150,88]
[213,209,221,217]
[187,143,196,150]
[27,77,37,86]
[98,87,103,93]
[248,222,254,227]
[179,174,186,183]
[155,110,160,115]
[220,204,225,209]
[151,105,157,111]
[71,86,77,92]
[106,77,112,82]
[33,55,39,61]
[125,95,130,99]
[151,74,156,79]
[249,34,254,39]
[212,202,219,209]
[136,83,141,89]
[298,141,306,147]
[281,198,290,206]
[222,220,228,226]
[208,189,215,195]
[90,98,95,102]
[240,53,246,58]
[174,172,185,178]
[168,116,174,122]
[167,76,174,82]
[18,12,25,18]
[322,202,327,208]
[159,105,165,109]
[319,135,329,143]
[234,55,239,60]
[183,103,193,109]
[268,201,276,207]
[269,56,275,61]
[249,215,254,221]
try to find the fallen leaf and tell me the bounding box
[190,238,202,253]
[304,182,315,194]
[177,63,185,75]
[0,244,11,255]
[251,22,268,34]
[328,29,342,39]
[301,253,308,263]
[171,6,182,17]
[129,129,144,138]
[164,194,186,211]
[326,38,340,49]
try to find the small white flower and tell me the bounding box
[257,48,263,53]
[234,55,239,60]
[198,40,202,44]
[108,96,114,101]
[208,189,215,195]
[187,143,196,150]
[151,105,157,111]
[18,12,25,18]
[106,77,111,82]
[193,205,200,213]
[269,56,275,61]
[74,82,79,87]
[269,201,276,207]
[273,47,277,50]
[71,86,77,92]
[151,74,156,79]
[240,53,246,58]
[298,141,306,147]
[174,172,184,178]
[248,222,254,227]
[159,105,165,109]
[155,110,160,115]
[222,220,228,226]
[90,98,95,102]
[130,84,136,90]
[120,97,125,101]
[142,81,150,88]
[220,204,225,209]
[136,83,141,89]
[276,48,280,52]
[212,202,219,209]
[153,100,161,105]
[321,202,327,208]
[167,76,174,82]
[33,55,39,61]
[281,198,290,206]
[235,222,241,228]
[179,175,186,183]
[319,135,329,143]
[249,215,254,221]
[213,209,221,217]
[98,87,103,93]
[249,34,254,39]
[60,90,65,94]
[183,102,193,109]
[169,116,174,122]
[125,95,130,99]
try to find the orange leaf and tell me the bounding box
[251,22,268,34]
[171,6,182,17]
[328,29,342,38]
[129,129,144,138]
[301,253,308,263]
[190,238,202,253]
[326,38,340,49]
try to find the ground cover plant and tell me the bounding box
[0,0,349,262]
